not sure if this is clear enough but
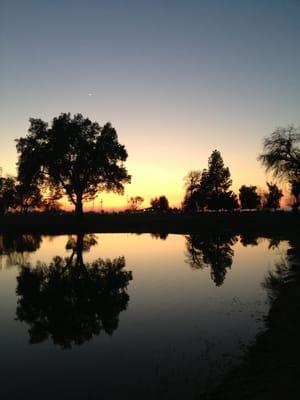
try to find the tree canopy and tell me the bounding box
[263,182,283,210]
[16,113,131,215]
[259,126,300,182]
[239,185,261,210]
[0,176,16,215]
[150,195,169,212]
[182,150,238,211]
[127,196,144,211]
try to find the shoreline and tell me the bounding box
[210,256,300,400]
[0,211,299,238]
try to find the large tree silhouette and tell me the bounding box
[16,113,131,216]
[16,234,132,348]
[185,234,237,286]
[259,126,300,182]
[182,150,238,211]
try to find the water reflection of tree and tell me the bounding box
[16,233,132,348]
[263,238,300,300]
[185,234,237,286]
[0,234,42,268]
[150,232,169,240]
[239,233,260,247]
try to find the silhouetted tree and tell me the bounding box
[185,234,237,286]
[184,170,202,195]
[127,196,144,211]
[208,190,239,211]
[150,195,169,212]
[182,150,237,211]
[16,113,131,216]
[182,170,207,212]
[239,185,261,210]
[14,182,43,213]
[16,234,132,348]
[259,125,300,183]
[206,150,232,193]
[290,179,300,211]
[263,182,283,210]
[0,176,16,215]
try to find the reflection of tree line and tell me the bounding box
[0,233,132,348]
[184,233,285,287]
[0,234,42,268]
[1,231,297,347]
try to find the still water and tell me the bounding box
[0,233,288,399]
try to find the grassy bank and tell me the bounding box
[209,254,300,400]
[0,211,299,237]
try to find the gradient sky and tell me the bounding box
[1,0,300,209]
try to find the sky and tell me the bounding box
[1,0,300,210]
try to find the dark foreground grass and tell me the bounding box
[0,211,299,237]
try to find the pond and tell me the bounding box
[0,233,288,399]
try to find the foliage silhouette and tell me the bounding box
[150,195,169,212]
[182,150,238,211]
[259,125,300,182]
[290,179,300,211]
[263,182,283,210]
[185,234,237,286]
[127,196,144,211]
[16,113,131,216]
[14,181,43,213]
[16,234,132,348]
[0,176,16,215]
[239,185,261,210]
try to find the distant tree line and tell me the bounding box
[1,114,299,215]
[0,176,60,215]
[182,150,284,212]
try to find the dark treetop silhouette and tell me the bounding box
[259,126,300,182]
[16,233,132,348]
[0,176,43,215]
[239,185,261,210]
[150,195,169,212]
[182,150,238,212]
[16,113,131,216]
[263,182,283,210]
[0,176,16,215]
[259,126,300,208]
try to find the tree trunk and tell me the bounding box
[75,197,83,217]
[76,233,84,267]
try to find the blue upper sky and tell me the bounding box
[1,0,300,206]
